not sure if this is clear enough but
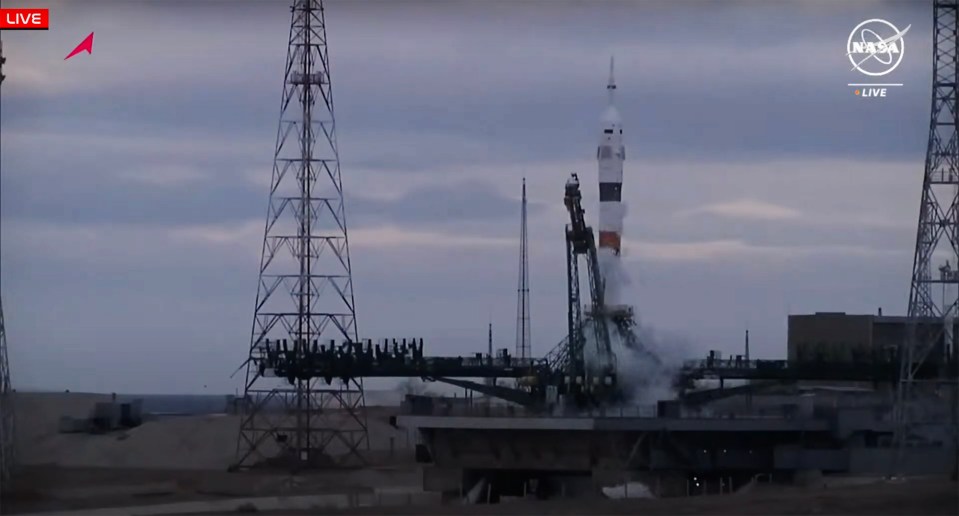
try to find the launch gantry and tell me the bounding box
[0,36,16,493]
[561,174,620,405]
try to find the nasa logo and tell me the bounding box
[846,18,910,77]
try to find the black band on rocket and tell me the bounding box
[599,182,622,202]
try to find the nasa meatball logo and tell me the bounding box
[847,19,909,77]
[846,18,909,98]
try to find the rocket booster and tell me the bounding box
[597,56,626,307]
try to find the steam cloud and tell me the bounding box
[594,230,693,405]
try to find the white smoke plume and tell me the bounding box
[579,315,691,406]
[615,320,692,405]
[597,252,628,307]
[593,222,693,405]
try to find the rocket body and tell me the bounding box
[597,57,626,308]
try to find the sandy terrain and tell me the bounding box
[11,392,414,470]
[4,392,421,513]
[5,392,956,515]
[6,464,424,513]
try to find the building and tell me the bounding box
[787,312,956,365]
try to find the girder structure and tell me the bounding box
[564,174,614,378]
[235,0,367,471]
[0,36,15,493]
[0,295,12,490]
[898,0,959,471]
[558,174,625,409]
[515,178,531,360]
[565,230,584,377]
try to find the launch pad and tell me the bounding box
[223,1,958,496]
[399,395,955,500]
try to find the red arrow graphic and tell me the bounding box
[65,32,94,61]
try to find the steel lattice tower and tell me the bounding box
[897,0,959,471]
[0,299,12,488]
[515,178,531,360]
[0,37,15,494]
[235,0,368,471]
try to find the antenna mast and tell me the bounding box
[515,178,531,359]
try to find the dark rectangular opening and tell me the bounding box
[599,182,621,202]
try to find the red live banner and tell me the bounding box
[0,8,50,30]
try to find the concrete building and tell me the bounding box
[399,396,955,500]
[787,312,956,364]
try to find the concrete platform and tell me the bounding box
[403,405,954,498]
[20,491,442,516]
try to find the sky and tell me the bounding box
[0,0,936,394]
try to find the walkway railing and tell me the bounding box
[400,401,796,420]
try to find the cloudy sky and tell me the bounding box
[0,0,933,394]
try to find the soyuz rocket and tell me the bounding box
[596,57,627,310]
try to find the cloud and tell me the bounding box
[4,1,915,96]
[340,130,506,172]
[1,219,513,265]
[351,227,513,249]
[678,199,803,221]
[166,221,516,252]
[1,129,265,161]
[0,0,936,393]
[1,0,932,165]
[348,180,542,227]
[625,238,904,263]
[114,165,210,187]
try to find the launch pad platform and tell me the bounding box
[398,397,956,499]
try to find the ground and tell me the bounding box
[4,392,956,515]
[4,463,423,513]
[274,477,959,516]
[3,392,420,514]
[6,468,956,515]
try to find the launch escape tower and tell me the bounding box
[0,37,15,491]
[515,178,531,360]
[897,0,959,473]
[234,0,368,470]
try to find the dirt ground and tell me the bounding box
[12,392,414,471]
[2,463,422,513]
[4,467,956,516]
[2,392,426,513]
[6,394,956,515]
[308,477,959,516]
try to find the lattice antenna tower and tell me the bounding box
[0,36,15,492]
[515,178,531,359]
[0,300,11,486]
[897,0,958,471]
[235,0,368,471]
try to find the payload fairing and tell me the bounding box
[596,57,627,310]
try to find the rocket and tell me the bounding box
[597,56,626,309]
